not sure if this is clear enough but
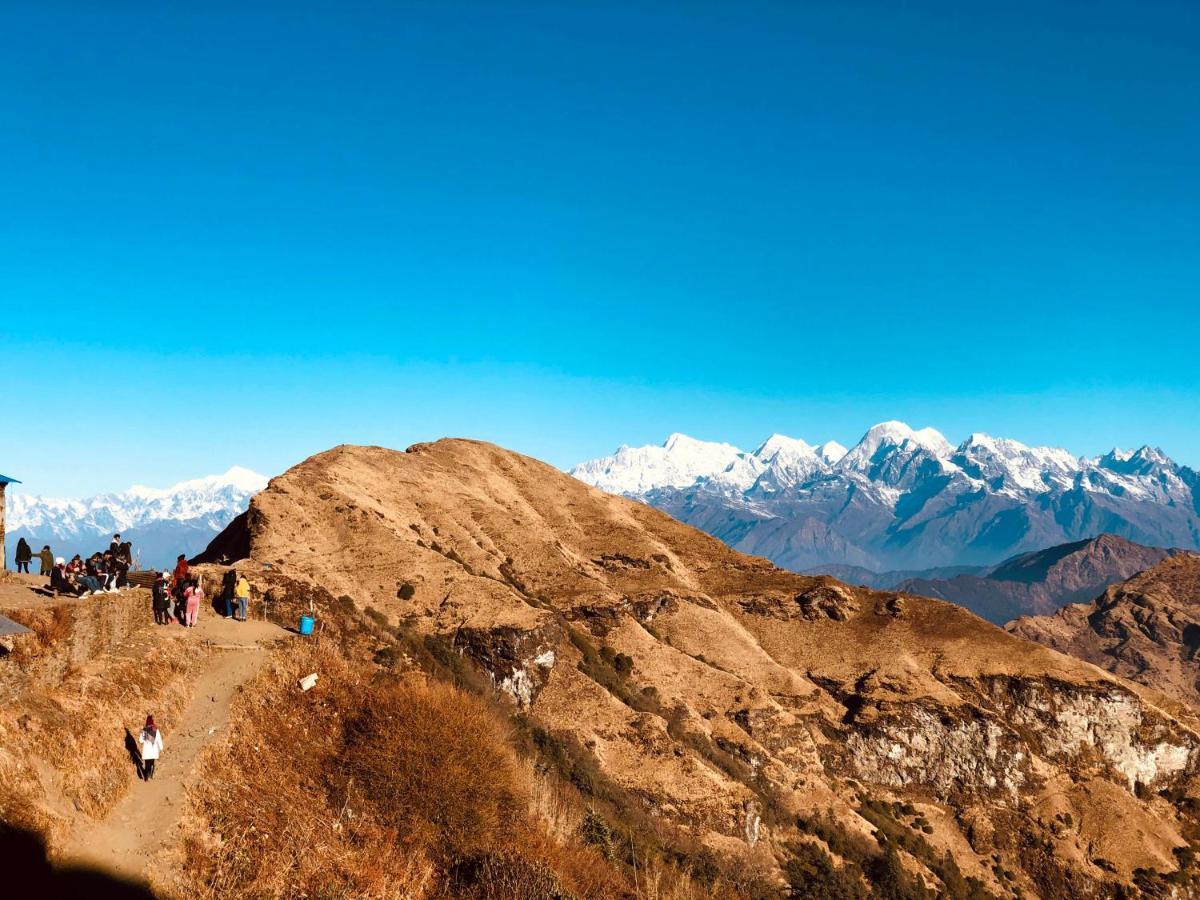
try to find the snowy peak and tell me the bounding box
[8,467,268,536]
[953,434,1081,495]
[753,434,815,460]
[1099,445,1172,476]
[817,441,848,465]
[836,421,953,475]
[126,466,269,500]
[568,434,743,496]
[570,424,1198,572]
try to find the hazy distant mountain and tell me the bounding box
[799,562,987,590]
[6,467,267,569]
[896,533,1180,624]
[1009,552,1200,709]
[571,422,1200,571]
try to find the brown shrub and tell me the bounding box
[180,643,630,899]
[341,677,529,858]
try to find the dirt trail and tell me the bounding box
[60,612,289,885]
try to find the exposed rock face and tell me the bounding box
[895,534,1180,624]
[1009,553,1200,709]
[200,440,1200,895]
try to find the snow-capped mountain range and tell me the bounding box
[571,422,1200,571]
[6,466,267,568]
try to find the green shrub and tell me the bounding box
[581,809,615,860]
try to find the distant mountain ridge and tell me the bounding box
[800,534,1179,624]
[571,422,1200,571]
[895,533,1181,624]
[1009,552,1200,709]
[6,466,267,568]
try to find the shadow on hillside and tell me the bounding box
[124,728,144,780]
[0,824,156,898]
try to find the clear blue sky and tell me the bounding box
[2,1,1198,496]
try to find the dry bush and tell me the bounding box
[179,642,630,899]
[340,678,529,859]
[0,761,57,840]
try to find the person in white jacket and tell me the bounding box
[140,714,164,780]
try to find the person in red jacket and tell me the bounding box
[171,555,190,622]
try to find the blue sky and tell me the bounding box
[2,1,1198,496]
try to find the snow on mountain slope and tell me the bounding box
[571,422,1200,571]
[816,440,848,465]
[952,433,1081,496]
[835,420,953,473]
[567,433,744,495]
[7,466,268,567]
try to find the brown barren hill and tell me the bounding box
[898,533,1179,625]
[1009,552,1200,709]
[195,440,1200,896]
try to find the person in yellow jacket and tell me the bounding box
[234,573,251,622]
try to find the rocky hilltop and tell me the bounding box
[895,534,1179,625]
[1009,553,1200,710]
[572,424,1200,572]
[198,439,1200,896]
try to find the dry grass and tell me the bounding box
[0,598,209,841]
[339,678,529,859]
[49,641,207,818]
[178,641,630,899]
[4,604,73,665]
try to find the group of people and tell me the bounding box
[18,539,263,789]
[152,554,205,626]
[46,534,134,597]
[13,538,55,575]
[149,555,251,627]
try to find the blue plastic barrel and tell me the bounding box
[299,615,315,636]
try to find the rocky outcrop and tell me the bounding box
[1009,553,1200,709]
[454,619,561,707]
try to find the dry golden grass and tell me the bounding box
[339,678,529,859]
[2,604,74,674]
[178,641,631,899]
[0,599,209,840]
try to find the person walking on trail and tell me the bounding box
[234,573,251,622]
[183,578,204,627]
[37,545,54,576]
[152,571,171,625]
[139,715,163,780]
[14,538,33,573]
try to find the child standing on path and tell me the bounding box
[182,578,201,628]
[234,573,251,622]
[140,715,163,780]
[184,578,205,627]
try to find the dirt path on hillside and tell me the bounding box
[59,613,289,886]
